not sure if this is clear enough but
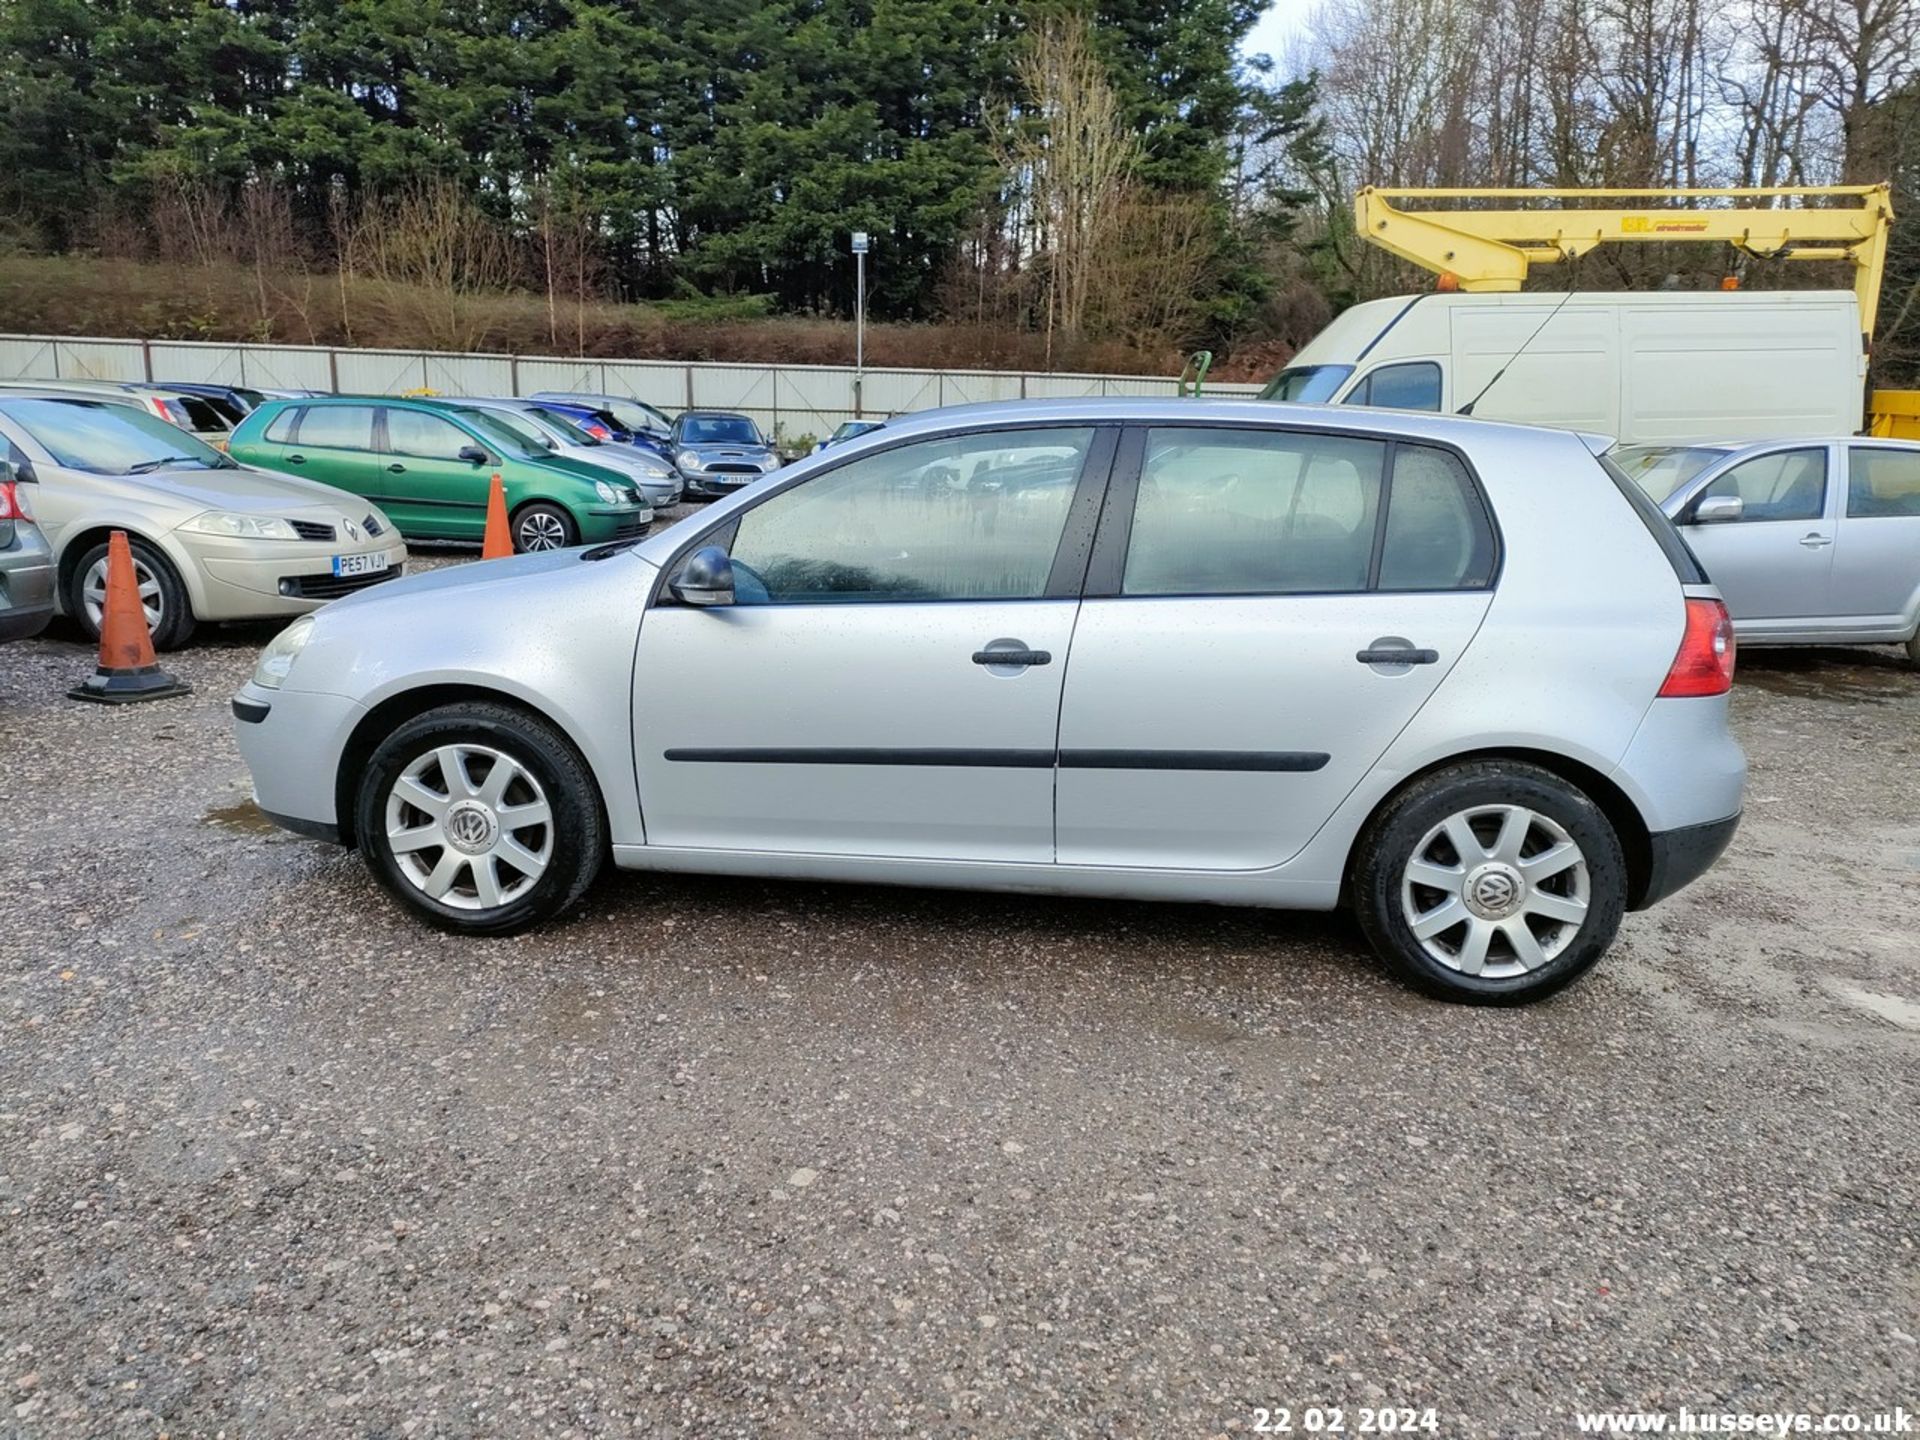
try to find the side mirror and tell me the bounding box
[458,444,490,466]
[1691,494,1743,525]
[670,545,735,607]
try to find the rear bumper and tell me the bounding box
[0,541,55,642]
[1635,812,1741,910]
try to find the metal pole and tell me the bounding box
[854,250,865,419]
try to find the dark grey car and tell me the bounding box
[671,411,782,498]
[0,461,54,644]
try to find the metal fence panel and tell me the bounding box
[0,332,1262,425]
[600,361,699,413]
[421,353,516,396]
[50,339,145,382]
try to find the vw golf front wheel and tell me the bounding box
[356,702,605,934]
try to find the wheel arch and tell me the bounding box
[1343,746,1654,909]
[333,682,610,847]
[54,523,205,619]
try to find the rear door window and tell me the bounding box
[1122,430,1387,595]
[1846,446,1920,517]
[263,408,301,444]
[296,406,377,451]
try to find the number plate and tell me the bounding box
[331,551,391,578]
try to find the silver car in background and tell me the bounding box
[231,400,1746,1004]
[1614,437,1920,665]
[0,396,405,648]
[438,398,684,507]
[0,459,55,644]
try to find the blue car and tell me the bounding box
[526,393,675,460]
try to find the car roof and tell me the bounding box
[833,396,1610,449]
[678,410,755,422]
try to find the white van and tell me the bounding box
[1261,290,1866,445]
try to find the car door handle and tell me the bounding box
[1799,532,1832,548]
[972,648,1051,668]
[387,462,407,474]
[1356,646,1439,665]
[287,453,306,465]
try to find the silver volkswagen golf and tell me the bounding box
[231,400,1745,1003]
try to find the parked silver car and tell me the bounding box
[0,396,405,648]
[1614,437,1920,664]
[438,399,684,507]
[231,400,1745,1003]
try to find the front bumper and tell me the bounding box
[231,680,365,841]
[581,506,655,542]
[682,470,770,498]
[1635,812,1741,910]
[189,534,410,620]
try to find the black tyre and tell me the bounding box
[67,536,196,649]
[355,702,606,935]
[1905,629,1919,668]
[1352,761,1627,1005]
[511,502,577,553]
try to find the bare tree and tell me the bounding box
[1002,16,1140,361]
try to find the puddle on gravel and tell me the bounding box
[1738,653,1915,705]
[1826,983,1920,1032]
[202,799,278,835]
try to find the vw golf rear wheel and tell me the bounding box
[1353,762,1626,1004]
[356,702,605,935]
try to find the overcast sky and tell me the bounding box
[1241,0,1314,71]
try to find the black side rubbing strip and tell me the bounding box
[1058,749,1329,773]
[664,747,1330,772]
[664,747,1056,768]
[231,697,271,724]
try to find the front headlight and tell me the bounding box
[630,456,674,478]
[676,450,700,470]
[252,615,316,690]
[594,480,622,504]
[179,511,300,541]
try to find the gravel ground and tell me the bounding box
[2,529,1915,1437]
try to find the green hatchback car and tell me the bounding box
[228,397,653,551]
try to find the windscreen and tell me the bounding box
[1611,445,1730,504]
[525,406,597,445]
[4,399,234,474]
[680,414,762,445]
[1260,365,1356,403]
[462,408,553,450]
[461,410,545,459]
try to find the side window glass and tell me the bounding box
[386,409,472,461]
[1122,429,1387,596]
[1346,362,1441,412]
[295,406,376,451]
[1378,444,1496,590]
[1697,449,1825,522]
[264,408,300,444]
[1847,447,1920,518]
[725,427,1093,604]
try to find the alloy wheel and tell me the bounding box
[384,744,554,910]
[82,555,163,633]
[1400,804,1591,978]
[516,512,569,551]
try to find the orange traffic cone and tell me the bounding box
[481,472,514,558]
[68,530,192,704]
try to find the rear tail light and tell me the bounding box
[0,481,23,521]
[1659,597,1736,697]
[585,423,612,440]
[144,396,171,419]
